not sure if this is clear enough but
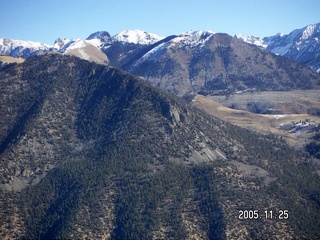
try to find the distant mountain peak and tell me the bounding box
[166,30,216,50]
[234,34,267,48]
[0,37,52,58]
[86,31,111,42]
[0,37,51,49]
[112,29,163,45]
[183,30,215,36]
[53,37,74,50]
[237,22,320,73]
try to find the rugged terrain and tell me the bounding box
[237,22,320,73]
[0,54,320,239]
[125,31,320,96]
[3,23,320,75]
[2,23,320,97]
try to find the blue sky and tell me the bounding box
[1,0,319,44]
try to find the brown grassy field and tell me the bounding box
[210,90,320,114]
[0,55,25,63]
[192,92,320,147]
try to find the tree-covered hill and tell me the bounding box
[0,54,320,239]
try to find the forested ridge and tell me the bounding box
[0,54,320,239]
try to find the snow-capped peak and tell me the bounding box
[53,38,74,50]
[53,37,103,52]
[0,38,53,58]
[183,30,215,37]
[0,38,52,49]
[113,30,163,45]
[235,22,320,74]
[169,30,215,48]
[235,34,267,48]
[86,31,111,42]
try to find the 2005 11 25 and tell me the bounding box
[238,210,289,220]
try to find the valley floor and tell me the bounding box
[193,90,320,148]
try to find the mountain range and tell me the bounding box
[1,53,320,239]
[236,22,320,74]
[1,23,319,71]
[1,23,320,97]
[124,31,320,96]
[0,30,163,61]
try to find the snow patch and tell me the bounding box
[0,38,52,49]
[132,42,167,67]
[86,38,102,47]
[235,34,267,48]
[302,24,317,39]
[113,30,163,45]
[67,39,87,50]
[171,30,215,48]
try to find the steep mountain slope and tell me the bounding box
[62,39,109,64]
[0,53,236,191]
[237,22,320,73]
[0,54,320,239]
[125,31,320,96]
